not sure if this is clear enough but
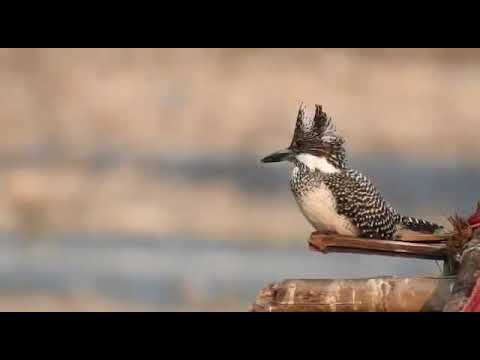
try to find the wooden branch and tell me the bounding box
[251,277,454,312]
[309,232,448,260]
[393,231,450,242]
[251,205,480,312]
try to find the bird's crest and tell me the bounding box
[291,103,343,147]
[290,103,346,169]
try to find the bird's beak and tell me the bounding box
[261,148,294,163]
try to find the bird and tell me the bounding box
[261,103,443,240]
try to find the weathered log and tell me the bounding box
[251,277,454,312]
[251,205,480,312]
[462,278,480,311]
[443,237,480,311]
[309,232,448,260]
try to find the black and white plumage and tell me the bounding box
[261,103,442,240]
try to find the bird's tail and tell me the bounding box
[401,216,443,233]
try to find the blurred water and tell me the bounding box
[1,144,477,215]
[1,48,479,311]
[0,146,474,310]
[0,232,440,311]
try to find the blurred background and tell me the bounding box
[0,48,479,311]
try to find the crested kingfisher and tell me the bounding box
[261,103,442,240]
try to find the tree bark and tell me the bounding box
[251,277,454,312]
[462,278,480,311]
[443,237,480,311]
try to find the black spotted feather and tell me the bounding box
[283,103,443,240]
[290,157,442,240]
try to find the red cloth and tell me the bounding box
[463,277,480,312]
[468,207,480,230]
[460,206,480,311]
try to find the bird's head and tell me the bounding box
[261,103,346,171]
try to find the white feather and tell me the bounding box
[299,103,316,132]
[296,153,340,173]
[295,183,358,236]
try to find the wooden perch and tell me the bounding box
[250,203,480,312]
[251,277,454,312]
[309,232,448,260]
[393,231,450,242]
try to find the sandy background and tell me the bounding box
[0,48,479,311]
